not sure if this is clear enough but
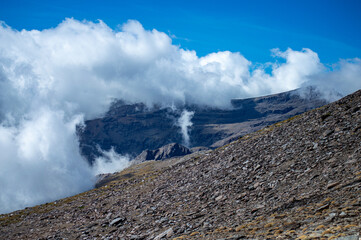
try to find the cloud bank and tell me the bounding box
[0,18,360,213]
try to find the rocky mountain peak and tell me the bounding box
[134,143,191,163]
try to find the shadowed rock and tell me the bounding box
[133,143,191,163]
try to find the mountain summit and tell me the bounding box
[1,90,360,239]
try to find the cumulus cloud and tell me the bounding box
[0,18,360,213]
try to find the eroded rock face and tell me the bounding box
[134,143,191,163]
[78,88,327,164]
[1,89,360,240]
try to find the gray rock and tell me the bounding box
[315,203,329,212]
[154,227,173,240]
[109,217,126,227]
[335,235,359,240]
[340,211,347,217]
[134,143,191,163]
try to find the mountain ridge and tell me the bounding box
[79,88,327,163]
[1,89,360,239]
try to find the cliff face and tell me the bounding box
[1,89,360,239]
[79,88,327,163]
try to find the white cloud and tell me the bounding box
[93,147,130,175]
[0,18,360,213]
[177,110,194,147]
[305,58,361,101]
[271,48,324,91]
[0,109,94,213]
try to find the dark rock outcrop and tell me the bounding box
[134,143,191,163]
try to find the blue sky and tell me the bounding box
[1,0,361,63]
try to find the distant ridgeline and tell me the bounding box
[78,88,327,164]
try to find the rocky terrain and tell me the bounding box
[133,143,192,163]
[1,89,360,240]
[79,88,327,163]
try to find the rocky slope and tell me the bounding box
[1,89,360,240]
[79,88,327,163]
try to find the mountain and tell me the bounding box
[133,143,192,163]
[1,89,360,239]
[78,88,327,163]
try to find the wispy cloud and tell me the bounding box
[177,110,194,147]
